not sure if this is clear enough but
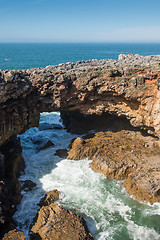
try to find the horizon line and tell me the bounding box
[0,41,160,44]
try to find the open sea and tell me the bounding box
[1,43,160,239]
[0,43,160,70]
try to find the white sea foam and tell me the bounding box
[13,112,160,240]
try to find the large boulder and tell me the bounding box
[68,130,160,204]
[31,204,93,240]
[31,189,93,240]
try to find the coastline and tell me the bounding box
[0,54,160,238]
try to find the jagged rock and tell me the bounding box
[2,229,25,240]
[68,130,160,204]
[0,139,24,237]
[31,204,93,240]
[0,54,160,234]
[39,189,59,207]
[21,180,36,192]
[1,54,160,147]
[54,149,68,158]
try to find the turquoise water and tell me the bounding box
[0,43,160,70]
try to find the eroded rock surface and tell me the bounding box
[2,229,25,240]
[0,54,160,145]
[68,131,160,204]
[31,189,93,240]
[0,54,160,235]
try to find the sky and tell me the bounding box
[0,0,160,43]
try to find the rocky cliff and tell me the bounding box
[0,54,160,236]
[0,54,160,145]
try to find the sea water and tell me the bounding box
[0,43,160,70]
[13,112,160,240]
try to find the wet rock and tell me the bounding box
[2,229,25,240]
[39,140,54,150]
[31,203,93,240]
[68,130,160,204]
[21,180,36,192]
[55,149,68,158]
[39,189,59,207]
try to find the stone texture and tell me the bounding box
[2,229,25,240]
[39,189,59,207]
[0,54,160,145]
[0,54,160,235]
[31,204,93,240]
[67,131,160,204]
[31,189,93,240]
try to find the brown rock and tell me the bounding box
[31,203,93,240]
[68,130,160,204]
[2,229,25,240]
[39,189,59,207]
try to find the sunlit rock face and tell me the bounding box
[0,55,160,145]
[0,54,160,236]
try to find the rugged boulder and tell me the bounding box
[31,204,93,240]
[2,229,25,240]
[31,189,93,240]
[68,130,160,204]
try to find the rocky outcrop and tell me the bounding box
[0,54,160,235]
[31,189,93,240]
[0,54,160,144]
[0,138,24,238]
[68,131,160,204]
[2,229,25,240]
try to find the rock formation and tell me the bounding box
[0,54,160,145]
[31,189,93,240]
[2,229,25,240]
[0,54,160,236]
[68,130,160,204]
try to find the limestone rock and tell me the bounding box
[68,130,160,204]
[2,229,25,240]
[39,189,59,207]
[31,203,93,240]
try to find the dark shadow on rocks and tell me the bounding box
[61,110,156,138]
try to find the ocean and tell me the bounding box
[0,43,160,70]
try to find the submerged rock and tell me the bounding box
[39,140,54,150]
[68,130,160,204]
[21,180,37,192]
[2,229,25,240]
[54,149,68,158]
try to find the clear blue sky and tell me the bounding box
[0,0,160,42]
